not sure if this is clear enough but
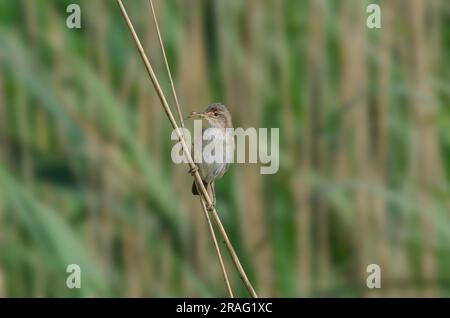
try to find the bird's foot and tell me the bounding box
[188,165,199,176]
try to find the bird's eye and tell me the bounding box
[214,112,219,117]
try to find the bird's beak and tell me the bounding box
[188,111,207,119]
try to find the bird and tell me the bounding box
[188,103,234,210]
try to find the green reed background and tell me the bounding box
[0,0,449,297]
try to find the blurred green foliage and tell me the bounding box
[0,0,449,297]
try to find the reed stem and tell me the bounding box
[148,0,233,297]
[148,0,185,128]
[116,0,257,298]
[199,196,234,297]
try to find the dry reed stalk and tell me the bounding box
[352,0,370,290]
[116,0,257,298]
[0,75,5,162]
[148,0,184,128]
[338,0,370,291]
[391,0,415,296]
[372,0,394,295]
[142,7,163,164]
[295,1,313,296]
[148,0,233,297]
[92,0,116,274]
[408,0,441,297]
[199,196,234,297]
[0,75,6,297]
[306,0,330,290]
[0,267,4,297]
[215,0,270,295]
[16,76,33,185]
[273,0,295,297]
[123,226,141,297]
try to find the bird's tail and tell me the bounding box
[192,180,209,195]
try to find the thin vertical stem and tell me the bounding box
[149,0,232,297]
[199,196,234,298]
[116,0,257,298]
[148,0,184,128]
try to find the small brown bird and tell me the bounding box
[189,103,234,209]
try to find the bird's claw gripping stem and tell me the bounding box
[188,165,199,176]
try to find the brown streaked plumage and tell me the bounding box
[189,103,234,208]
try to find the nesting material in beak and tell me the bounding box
[188,111,207,119]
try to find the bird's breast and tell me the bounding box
[192,128,234,183]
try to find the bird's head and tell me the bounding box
[188,103,233,128]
